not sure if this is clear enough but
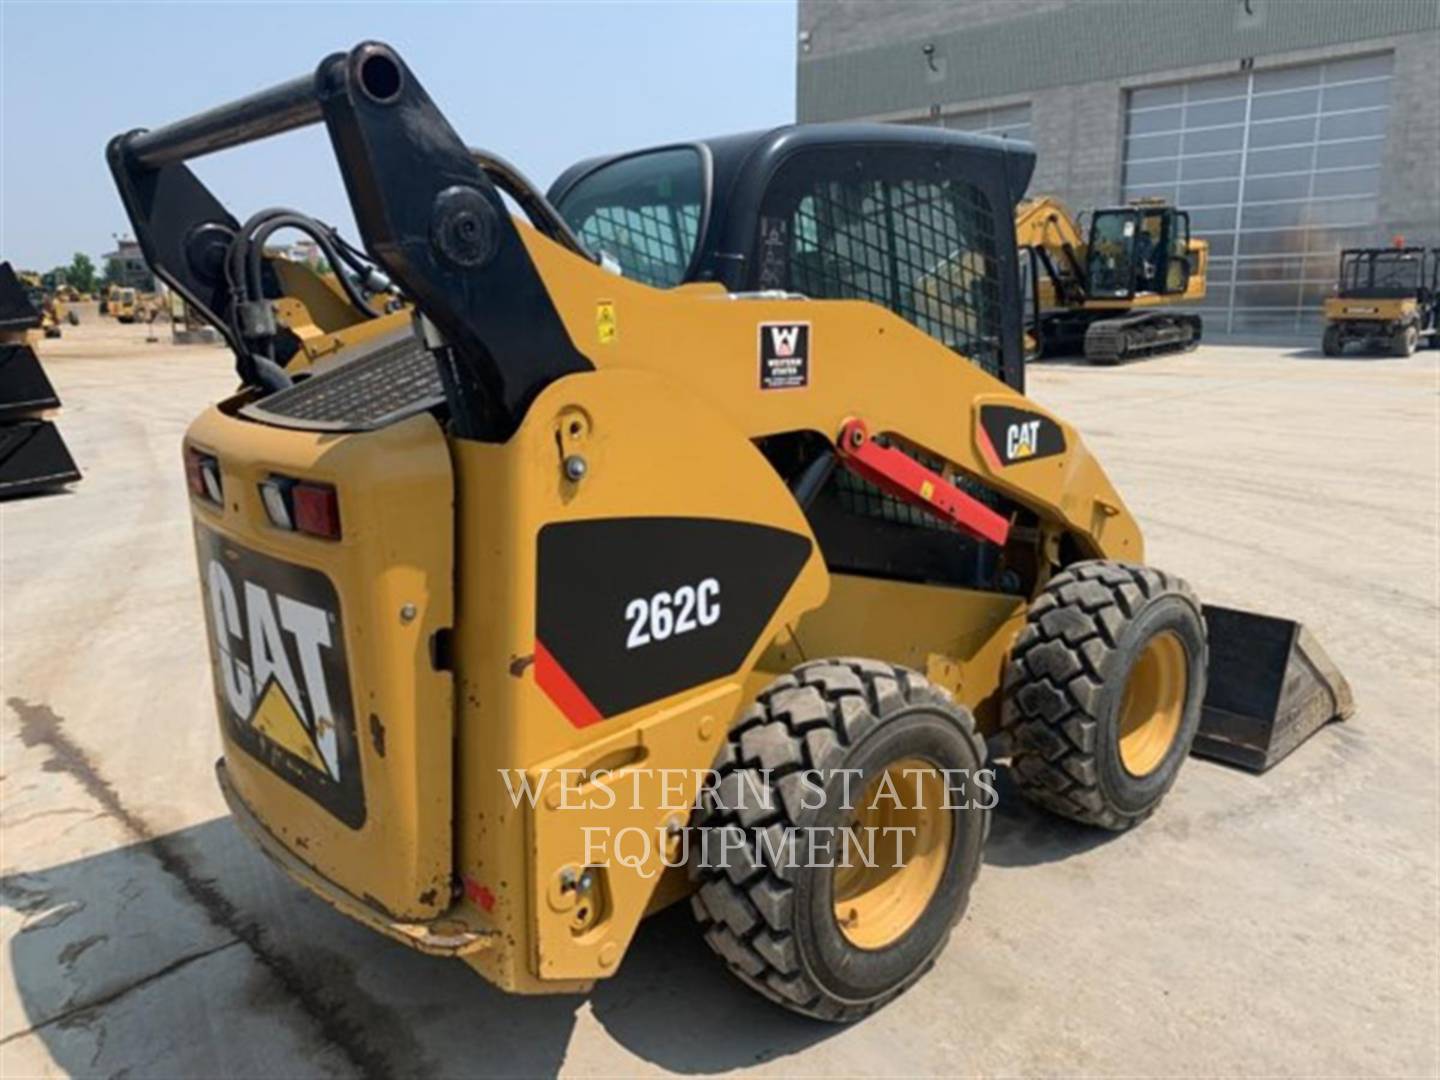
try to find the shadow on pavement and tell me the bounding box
[1280,346,1418,361]
[982,766,1117,867]
[0,817,836,1077]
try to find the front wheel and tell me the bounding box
[1002,561,1207,831]
[690,659,989,1022]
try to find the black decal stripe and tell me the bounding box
[536,518,812,718]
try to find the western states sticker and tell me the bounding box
[759,322,809,390]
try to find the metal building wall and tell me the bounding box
[797,0,1440,336]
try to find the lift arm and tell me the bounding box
[107,42,592,440]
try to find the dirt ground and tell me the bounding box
[2,317,1437,1077]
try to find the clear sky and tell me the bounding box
[0,0,797,272]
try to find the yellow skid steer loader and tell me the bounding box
[108,43,1351,1020]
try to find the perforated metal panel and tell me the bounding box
[242,331,444,432]
[784,176,1006,377]
[575,204,701,288]
[1123,52,1395,336]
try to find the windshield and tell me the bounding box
[555,147,705,288]
[118,289,136,302]
[1340,251,1424,297]
[1086,211,1137,297]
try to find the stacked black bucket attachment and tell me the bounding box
[1195,605,1354,771]
[0,262,82,498]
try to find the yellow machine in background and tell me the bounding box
[1017,195,1208,364]
[109,286,140,323]
[1322,246,1439,357]
[109,43,1350,1023]
[16,271,66,338]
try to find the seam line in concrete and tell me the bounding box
[7,696,400,1080]
[0,939,242,1045]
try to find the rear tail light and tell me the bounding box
[293,483,342,540]
[184,446,223,506]
[260,475,341,540]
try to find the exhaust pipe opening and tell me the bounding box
[358,49,403,104]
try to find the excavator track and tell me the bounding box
[1084,311,1203,365]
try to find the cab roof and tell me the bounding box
[548,123,1038,290]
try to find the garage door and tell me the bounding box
[903,103,1032,144]
[1122,53,1393,337]
[943,103,1033,144]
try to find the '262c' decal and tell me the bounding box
[625,578,721,649]
[534,518,813,725]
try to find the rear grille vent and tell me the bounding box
[242,330,446,432]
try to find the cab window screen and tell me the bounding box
[556,148,703,288]
[780,178,1003,377]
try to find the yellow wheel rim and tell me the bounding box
[832,757,953,950]
[1117,630,1188,777]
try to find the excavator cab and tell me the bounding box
[1085,204,1193,300]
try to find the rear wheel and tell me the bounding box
[1002,561,1207,831]
[690,658,988,1022]
[1322,324,1343,356]
[1391,324,1418,357]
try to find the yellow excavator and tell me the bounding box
[1017,196,1208,364]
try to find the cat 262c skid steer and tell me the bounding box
[109,43,1352,1021]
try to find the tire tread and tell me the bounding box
[1001,560,1203,831]
[690,658,986,1022]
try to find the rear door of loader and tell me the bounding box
[190,408,456,921]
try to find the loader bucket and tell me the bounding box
[0,262,41,332]
[1194,605,1354,772]
[0,421,81,498]
[0,343,63,420]
[1,265,82,498]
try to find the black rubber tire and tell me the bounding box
[1322,325,1343,356]
[1001,561,1207,831]
[1391,325,1418,357]
[689,658,988,1022]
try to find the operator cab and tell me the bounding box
[1336,247,1436,300]
[1085,202,1193,300]
[550,124,1036,392]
